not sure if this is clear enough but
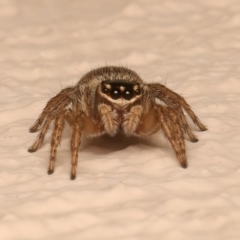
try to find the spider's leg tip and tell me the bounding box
[48,169,54,175]
[181,162,188,169]
[199,125,208,131]
[28,148,35,153]
[192,138,199,143]
[29,126,38,133]
[70,174,76,180]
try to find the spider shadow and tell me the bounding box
[34,120,196,161]
[80,132,175,159]
[59,123,177,158]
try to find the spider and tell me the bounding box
[28,66,207,180]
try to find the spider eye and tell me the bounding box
[103,88,109,93]
[110,88,121,99]
[135,89,141,95]
[123,89,133,100]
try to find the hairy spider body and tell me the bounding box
[29,66,207,180]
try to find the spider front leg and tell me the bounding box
[156,105,187,168]
[149,83,207,142]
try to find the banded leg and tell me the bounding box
[48,114,65,175]
[28,116,53,152]
[29,87,74,133]
[157,106,187,168]
[149,83,207,141]
[70,113,83,180]
[179,112,198,142]
[64,109,74,127]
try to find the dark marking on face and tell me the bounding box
[101,81,141,100]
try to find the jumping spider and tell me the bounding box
[28,66,207,180]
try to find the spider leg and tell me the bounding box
[156,105,187,168]
[64,108,74,127]
[28,115,53,152]
[48,113,65,175]
[28,89,73,152]
[70,113,83,180]
[178,112,199,143]
[29,87,74,133]
[149,83,207,142]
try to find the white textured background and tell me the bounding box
[0,1,240,239]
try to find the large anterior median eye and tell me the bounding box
[110,88,121,99]
[123,89,133,100]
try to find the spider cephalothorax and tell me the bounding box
[28,66,207,179]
